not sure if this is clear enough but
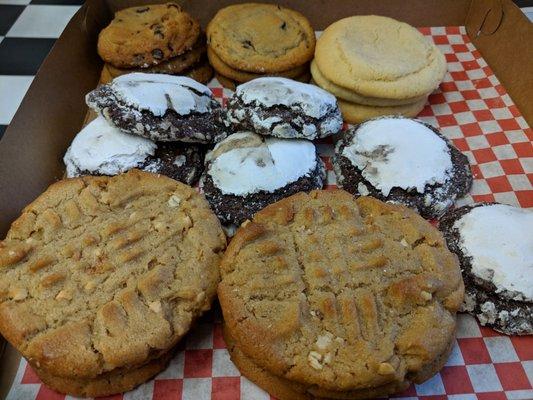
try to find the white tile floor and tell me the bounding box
[0,75,33,124]
[6,5,80,38]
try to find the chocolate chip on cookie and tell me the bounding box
[86,73,226,143]
[333,117,472,218]
[226,77,343,140]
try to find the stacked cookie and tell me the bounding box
[98,3,213,84]
[0,170,226,397]
[64,72,226,185]
[219,190,464,399]
[201,77,343,227]
[312,15,447,123]
[206,3,315,90]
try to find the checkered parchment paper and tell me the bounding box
[5,26,533,400]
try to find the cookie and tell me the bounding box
[226,77,343,139]
[207,47,308,82]
[315,15,446,99]
[98,3,200,68]
[214,73,239,91]
[64,116,205,185]
[0,170,226,397]
[218,190,463,395]
[201,131,325,225]
[310,61,428,107]
[215,70,311,91]
[183,60,214,85]
[225,325,455,400]
[440,203,533,335]
[64,116,157,177]
[142,142,205,186]
[33,350,174,397]
[337,97,427,124]
[207,3,315,73]
[106,35,206,77]
[333,117,472,219]
[86,72,226,143]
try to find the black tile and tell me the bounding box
[514,0,533,6]
[0,125,6,141]
[31,0,85,4]
[0,5,25,36]
[0,38,56,75]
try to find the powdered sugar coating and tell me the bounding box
[226,77,343,139]
[206,131,317,196]
[236,77,338,119]
[342,118,453,196]
[111,72,214,116]
[454,204,533,301]
[64,116,156,177]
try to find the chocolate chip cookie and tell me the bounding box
[226,77,343,140]
[98,3,200,68]
[440,203,533,335]
[206,3,315,73]
[334,117,472,219]
[105,35,206,77]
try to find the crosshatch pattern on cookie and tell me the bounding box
[5,26,533,400]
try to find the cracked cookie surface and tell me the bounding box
[219,190,463,393]
[0,170,226,394]
[206,3,315,73]
[226,77,343,140]
[98,3,200,68]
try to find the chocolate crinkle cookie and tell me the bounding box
[439,203,533,335]
[200,131,325,226]
[333,116,472,219]
[64,116,205,185]
[226,77,343,140]
[141,142,205,186]
[86,72,226,143]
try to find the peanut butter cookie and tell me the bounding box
[0,170,226,396]
[207,3,315,73]
[219,190,463,396]
[98,3,200,68]
[224,326,455,400]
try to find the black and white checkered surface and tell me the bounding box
[0,1,531,141]
[0,0,83,139]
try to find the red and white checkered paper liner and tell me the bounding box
[5,26,533,400]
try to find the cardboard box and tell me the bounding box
[0,0,531,398]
